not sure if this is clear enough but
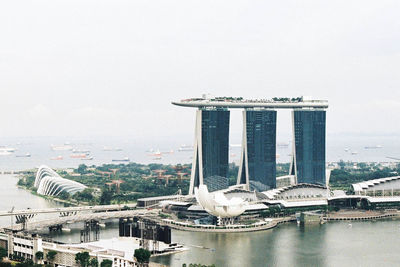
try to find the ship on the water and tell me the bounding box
[112,157,130,162]
[364,145,383,149]
[0,146,16,155]
[70,153,89,159]
[72,149,91,153]
[16,153,31,158]
[51,144,73,151]
[178,144,193,152]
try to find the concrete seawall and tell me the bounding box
[156,217,295,233]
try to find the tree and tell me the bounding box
[46,251,57,266]
[0,247,7,261]
[58,191,70,200]
[100,190,113,205]
[24,259,34,266]
[0,262,12,267]
[89,258,98,267]
[77,164,88,174]
[100,259,112,267]
[35,251,44,262]
[73,189,94,202]
[75,252,90,267]
[134,248,151,265]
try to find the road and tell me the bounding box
[0,203,137,217]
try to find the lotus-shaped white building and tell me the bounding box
[195,185,247,218]
[34,165,87,196]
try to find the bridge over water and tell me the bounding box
[1,208,159,232]
[0,203,137,217]
[21,209,159,231]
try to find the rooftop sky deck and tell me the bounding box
[172,96,328,109]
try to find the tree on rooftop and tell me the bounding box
[46,251,57,266]
[75,252,90,267]
[0,247,7,261]
[100,259,112,267]
[35,251,44,263]
[89,257,98,267]
[134,248,151,265]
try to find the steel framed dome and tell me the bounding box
[34,165,87,196]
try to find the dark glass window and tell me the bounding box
[245,110,277,191]
[293,110,326,185]
[201,109,230,191]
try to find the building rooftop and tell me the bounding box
[352,176,400,192]
[172,96,328,109]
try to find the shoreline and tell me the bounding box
[17,184,82,207]
[150,210,400,233]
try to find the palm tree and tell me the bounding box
[46,250,57,266]
[35,251,44,264]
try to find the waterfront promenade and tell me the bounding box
[4,207,400,233]
[325,209,400,221]
[156,217,295,233]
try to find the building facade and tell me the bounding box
[189,109,230,194]
[238,109,277,191]
[176,96,329,195]
[290,110,326,185]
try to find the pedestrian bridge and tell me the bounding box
[0,203,137,217]
[22,209,159,231]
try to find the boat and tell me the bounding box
[51,156,63,160]
[0,146,16,154]
[51,144,73,151]
[114,147,123,151]
[70,153,88,159]
[364,145,383,149]
[112,157,130,162]
[178,145,193,152]
[351,151,358,155]
[16,153,31,158]
[81,156,93,161]
[72,149,90,153]
[148,149,162,157]
[0,151,12,156]
[103,146,113,151]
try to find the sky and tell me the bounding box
[0,1,399,143]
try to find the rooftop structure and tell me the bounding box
[352,176,400,195]
[173,95,329,196]
[172,96,328,109]
[0,231,185,267]
[34,165,87,197]
[262,183,329,200]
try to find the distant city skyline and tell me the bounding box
[0,1,399,139]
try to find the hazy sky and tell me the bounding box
[0,1,399,141]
